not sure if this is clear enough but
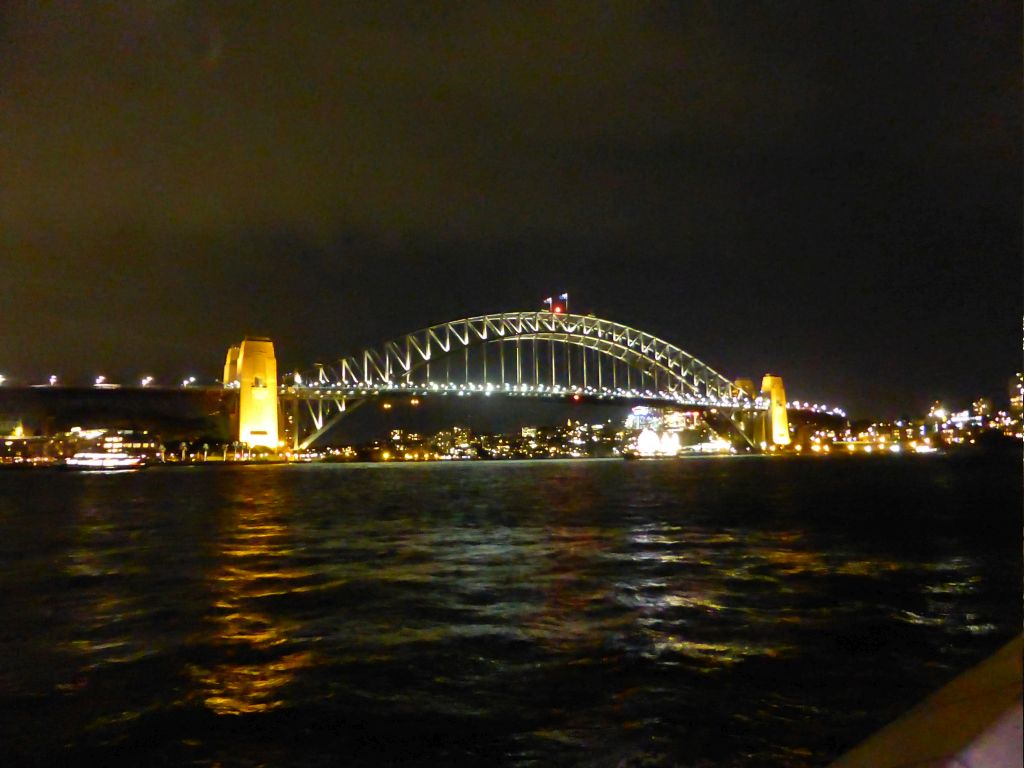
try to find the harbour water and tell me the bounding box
[0,455,1019,766]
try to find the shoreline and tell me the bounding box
[3,447,1017,473]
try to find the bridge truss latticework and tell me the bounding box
[286,312,755,447]
[317,309,743,392]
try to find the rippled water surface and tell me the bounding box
[0,455,1020,766]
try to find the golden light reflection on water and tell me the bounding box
[837,559,904,576]
[650,637,784,664]
[748,530,906,580]
[198,649,314,715]
[190,483,314,715]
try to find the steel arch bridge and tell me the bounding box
[283,311,761,448]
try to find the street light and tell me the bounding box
[140,376,154,387]
[95,376,106,386]
[48,375,58,386]
[181,376,196,388]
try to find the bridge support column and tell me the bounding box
[760,374,790,447]
[225,337,279,449]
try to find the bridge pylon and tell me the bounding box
[731,374,790,449]
[760,374,790,447]
[224,337,279,449]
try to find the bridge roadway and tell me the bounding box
[283,379,762,409]
[279,380,765,449]
[0,385,233,441]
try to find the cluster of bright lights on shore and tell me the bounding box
[835,439,937,455]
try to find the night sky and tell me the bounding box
[1,2,1019,417]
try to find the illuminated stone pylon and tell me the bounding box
[226,337,279,449]
[223,345,240,386]
[760,374,790,446]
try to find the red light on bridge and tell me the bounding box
[572,393,581,402]
[553,306,563,313]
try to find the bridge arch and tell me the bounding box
[305,311,738,401]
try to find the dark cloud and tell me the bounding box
[1,1,1019,415]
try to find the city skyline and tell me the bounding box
[1,2,1020,416]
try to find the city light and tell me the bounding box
[635,429,663,457]
[141,376,154,387]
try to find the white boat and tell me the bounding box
[65,452,145,470]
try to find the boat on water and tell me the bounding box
[65,451,145,470]
[62,428,158,470]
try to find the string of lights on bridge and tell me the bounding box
[281,375,847,418]
[285,376,752,408]
[0,374,205,390]
[0,378,847,418]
